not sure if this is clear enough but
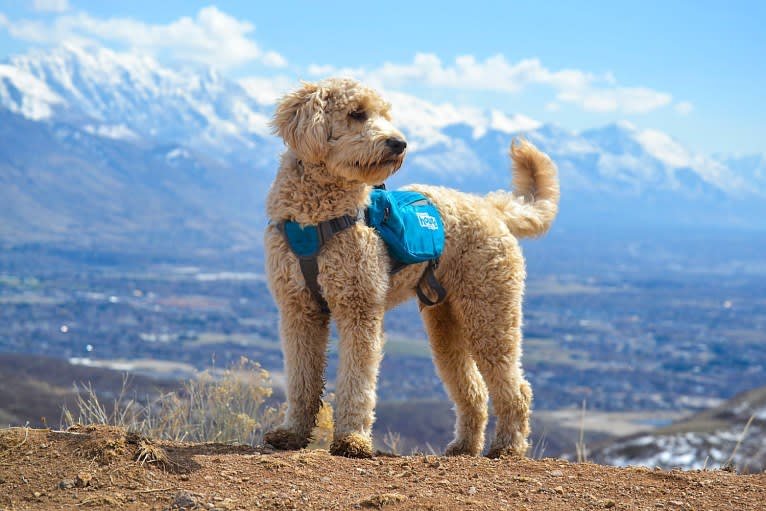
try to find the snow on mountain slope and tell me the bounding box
[6,44,274,156]
[0,63,63,120]
[589,385,766,472]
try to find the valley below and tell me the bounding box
[1,234,764,470]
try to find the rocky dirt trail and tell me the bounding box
[0,425,764,510]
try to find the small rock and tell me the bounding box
[75,472,92,488]
[358,493,406,508]
[549,469,564,477]
[510,490,522,497]
[33,491,42,498]
[179,474,190,481]
[604,499,616,509]
[467,486,477,495]
[554,486,565,495]
[171,491,197,509]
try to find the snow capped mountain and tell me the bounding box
[5,44,278,160]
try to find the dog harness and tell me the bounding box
[274,188,447,314]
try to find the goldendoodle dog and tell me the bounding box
[263,78,559,458]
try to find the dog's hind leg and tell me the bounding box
[476,342,532,459]
[421,300,489,456]
[459,292,532,458]
[263,304,330,451]
[450,238,532,458]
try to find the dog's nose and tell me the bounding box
[385,137,407,155]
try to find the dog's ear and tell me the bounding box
[271,82,328,162]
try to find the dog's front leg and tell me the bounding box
[263,303,330,451]
[329,307,385,458]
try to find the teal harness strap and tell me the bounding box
[277,213,361,314]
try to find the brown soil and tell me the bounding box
[0,426,764,510]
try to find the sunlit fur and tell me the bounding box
[264,78,560,459]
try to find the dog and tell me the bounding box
[263,78,559,458]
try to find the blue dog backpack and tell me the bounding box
[366,189,444,264]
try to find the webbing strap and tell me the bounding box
[415,259,447,307]
[298,256,330,314]
[317,214,360,245]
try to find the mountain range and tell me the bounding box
[1,44,764,253]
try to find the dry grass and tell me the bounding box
[308,396,335,450]
[61,357,307,447]
[724,413,757,473]
[575,400,588,463]
[381,429,403,455]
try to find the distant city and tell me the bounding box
[2,230,764,417]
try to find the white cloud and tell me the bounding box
[675,101,694,116]
[385,90,488,148]
[545,102,561,112]
[311,53,677,115]
[83,123,138,140]
[560,87,672,114]
[311,53,593,94]
[239,75,294,104]
[490,111,542,133]
[0,7,286,70]
[33,0,69,13]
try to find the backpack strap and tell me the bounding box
[416,259,447,307]
[297,255,328,313]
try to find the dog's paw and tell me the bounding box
[445,439,481,457]
[486,437,528,459]
[329,432,373,458]
[263,427,310,451]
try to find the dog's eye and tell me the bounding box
[348,110,368,122]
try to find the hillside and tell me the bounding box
[0,352,179,429]
[589,385,766,472]
[1,425,764,510]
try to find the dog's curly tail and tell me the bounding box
[486,139,560,238]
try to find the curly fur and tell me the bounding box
[264,78,559,458]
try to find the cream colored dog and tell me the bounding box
[263,78,559,458]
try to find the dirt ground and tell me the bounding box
[0,426,764,510]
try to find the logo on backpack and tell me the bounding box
[367,189,445,265]
[416,211,438,230]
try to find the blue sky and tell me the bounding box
[0,0,764,155]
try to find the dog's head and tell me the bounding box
[271,78,407,185]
